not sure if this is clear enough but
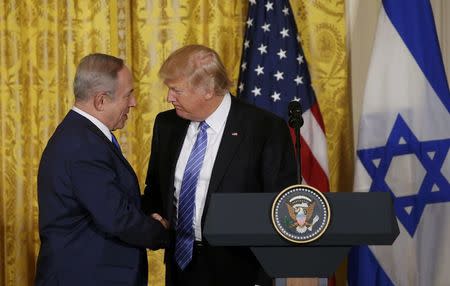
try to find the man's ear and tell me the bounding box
[203,80,216,100]
[93,92,107,111]
[204,91,214,100]
[203,86,215,100]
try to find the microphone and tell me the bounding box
[288,101,304,129]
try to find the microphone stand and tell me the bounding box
[294,123,302,184]
[288,102,304,184]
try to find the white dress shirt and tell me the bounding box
[173,92,231,241]
[72,106,112,142]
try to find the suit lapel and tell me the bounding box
[166,115,190,221]
[168,117,190,180]
[207,98,245,194]
[200,98,245,227]
[68,110,139,182]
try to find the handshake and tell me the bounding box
[151,213,169,229]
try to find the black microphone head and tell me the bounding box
[288,101,303,129]
[288,101,301,116]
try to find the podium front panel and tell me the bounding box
[204,192,398,246]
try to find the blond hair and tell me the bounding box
[159,45,232,95]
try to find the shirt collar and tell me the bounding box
[202,92,231,133]
[72,106,112,141]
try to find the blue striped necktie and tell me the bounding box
[175,121,209,270]
[111,133,122,153]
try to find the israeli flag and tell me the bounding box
[348,0,450,285]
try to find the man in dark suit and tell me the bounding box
[35,53,168,286]
[142,45,297,286]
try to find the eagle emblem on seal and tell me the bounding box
[286,195,319,233]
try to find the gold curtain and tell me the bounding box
[0,1,350,286]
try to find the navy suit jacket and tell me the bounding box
[35,110,167,286]
[142,96,297,285]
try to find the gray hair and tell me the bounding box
[73,53,124,101]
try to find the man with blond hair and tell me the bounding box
[143,45,297,286]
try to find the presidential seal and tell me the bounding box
[271,184,331,243]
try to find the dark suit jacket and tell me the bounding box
[35,110,167,286]
[143,96,297,285]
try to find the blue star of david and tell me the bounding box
[358,114,450,237]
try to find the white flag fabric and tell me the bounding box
[348,0,450,285]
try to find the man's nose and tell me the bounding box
[167,90,175,103]
[129,95,137,107]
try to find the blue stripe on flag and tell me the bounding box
[348,246,395,286]
[383,0,450,112]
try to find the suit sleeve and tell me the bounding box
[141,115,163,215]
[261,117,298,192]
[68,144,167,249]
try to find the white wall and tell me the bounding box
[347,0,450,144]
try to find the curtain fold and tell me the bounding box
[0,1,348,285]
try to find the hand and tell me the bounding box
[151,213,169,229]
